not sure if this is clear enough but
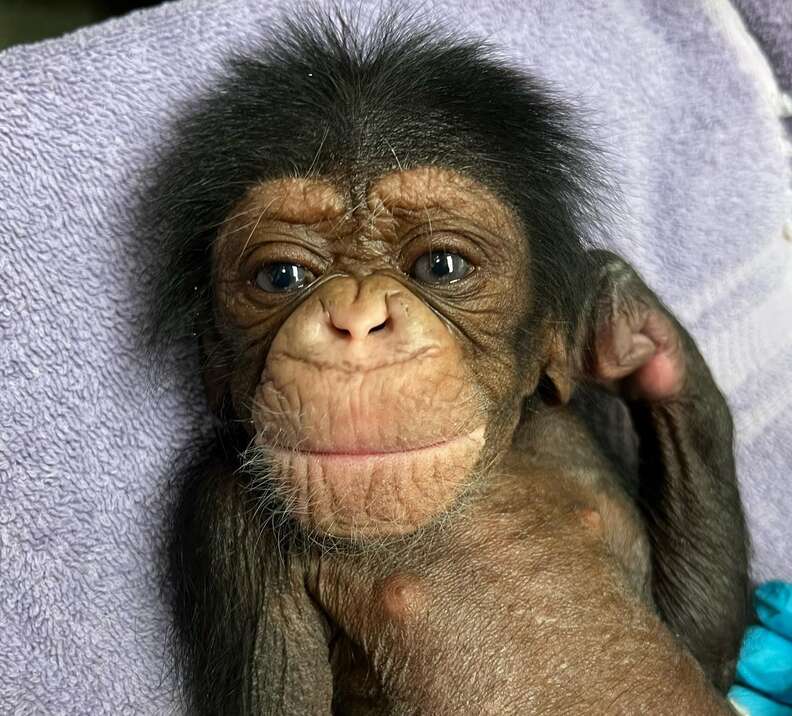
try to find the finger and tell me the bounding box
[729,685,792,715]
[755,582,792,641]
[735,626,792,705]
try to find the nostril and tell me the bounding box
[325,305,391,339]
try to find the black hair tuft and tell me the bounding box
[147,7,605,358]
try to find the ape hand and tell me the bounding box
[584,250,692,402]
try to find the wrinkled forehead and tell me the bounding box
[223,166,522,237]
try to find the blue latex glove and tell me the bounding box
[729,582,792,715]
[730,686,792,716]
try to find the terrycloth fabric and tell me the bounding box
[734,0,792,92]
[1,0,791,712]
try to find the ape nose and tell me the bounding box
[326,295,391,340]
[271,276,432,369]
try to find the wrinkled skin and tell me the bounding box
[176,166,746,714]
[211,167,531,538]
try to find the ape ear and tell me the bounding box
[540,330,575,405]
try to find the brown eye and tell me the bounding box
[410,251,472,284]
[255,262,315,292]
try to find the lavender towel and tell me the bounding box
[1,0,791,712]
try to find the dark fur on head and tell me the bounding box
[149,9,605,381]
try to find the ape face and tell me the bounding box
[210,166,541,537]
[151,18,595,544]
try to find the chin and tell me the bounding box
[261,427,487,538]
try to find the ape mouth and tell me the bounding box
[263,427,488,537]
[271,432,477,459]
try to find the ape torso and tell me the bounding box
[229,404,730,715]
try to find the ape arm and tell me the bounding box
[170,449,333,716]
[586,252,750,691]
[631,369,748,690]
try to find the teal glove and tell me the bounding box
[730,686,792,716]
[729,582,792,715]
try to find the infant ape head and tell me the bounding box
[153,14,598,539]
